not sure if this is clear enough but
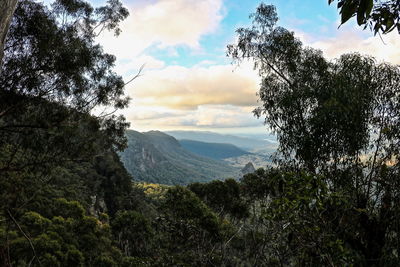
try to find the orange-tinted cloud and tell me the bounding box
[127,63,259,110]
[125,104,262,130]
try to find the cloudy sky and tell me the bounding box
[95,0,400,135]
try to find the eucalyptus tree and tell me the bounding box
[0,0,131,264]
[0,0,130,185]
[0,0,18,68]
[228,3,400,264]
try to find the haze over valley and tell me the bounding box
[119,130,275,185]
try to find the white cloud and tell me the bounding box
[297,25,400,64]
[107,2,397,133]
[311,31,400,64]
[133,0,223,48]
[114,55,165,77]
[121,61,261,131]
[126,62,260,110]
[125,104,262,130]
[190,105,261,128]
[98,0,224,60]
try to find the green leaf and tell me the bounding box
[357,0,373,25]
[341,3,357,24]
[385,17,395,33]
[357,9,365,25]
[365,0,373,17]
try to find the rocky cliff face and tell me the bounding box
[119,130,240,185]
[240,162,256,176]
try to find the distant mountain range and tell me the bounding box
[166,130,277,152]
[179,139,249,160]
[119,130,277,185]
[119,130,240,185]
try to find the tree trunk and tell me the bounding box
[0,0,18,70]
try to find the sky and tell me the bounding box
[94,0,400,135]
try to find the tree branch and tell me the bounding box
[7,210,41,266]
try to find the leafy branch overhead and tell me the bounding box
[329,0,400,34]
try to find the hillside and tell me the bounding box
[179,139,249,159]
[119,130,240,185]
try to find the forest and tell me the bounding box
[0,0,399,266]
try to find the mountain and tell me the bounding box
[224,153,273,169]
[166,130,277,151]
[240,162,256,176]
[119,130,240,185]
[179,139,249,160]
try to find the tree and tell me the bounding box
[188,179,249,220]
[4,198,124,266]
[0,0,130,197]
[228,3,400,175]
[155,186,231,266]
[329,0,400,35]
[228,3,400,264]
[0,0,18,68]
[0,0,132,264]
[111,210,154,258]
[241,169,354,266]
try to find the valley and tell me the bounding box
[119,130,276,185]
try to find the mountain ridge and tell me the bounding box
[119,130,240,185]
[166,130,277,151]
[179,139,250,160]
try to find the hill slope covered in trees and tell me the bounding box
[119,130,240,185]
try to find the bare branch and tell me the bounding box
[124,64,145,86]
[7,210,41,266]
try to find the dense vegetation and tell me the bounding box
[0,0,399,266]
[227,3,400,265]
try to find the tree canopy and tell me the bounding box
[228,3,400,264]
[0,0,133,264]
[0,0,130,176]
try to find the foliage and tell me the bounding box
[3,198,122,266]
[0,0,133,265]
[188,179,249,220]
[329,0,400,35]
[153,186,233,266]
[241,170,356,265]
[0,0,131,194]
[112,210,154,258]
[0,0,130,204]
[228,3,400,265]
